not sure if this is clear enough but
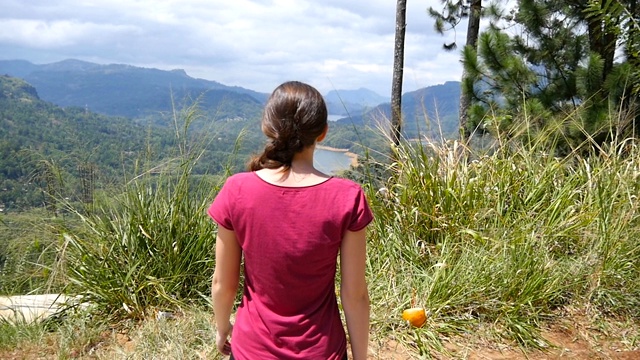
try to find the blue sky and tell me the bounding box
[0,0,471,95]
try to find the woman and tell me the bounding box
[209,81,373,359]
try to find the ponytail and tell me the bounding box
[248,81,327,171]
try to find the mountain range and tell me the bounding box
[1,59,392,120]
[324,88,390,116]
[0,59,266,121]
[0,60,462,210]
[0,59,460,138]
[335,81,461,139]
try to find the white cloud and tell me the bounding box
[0,0,467,95]
[0,19,140,48]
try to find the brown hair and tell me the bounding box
[248,81,328,171]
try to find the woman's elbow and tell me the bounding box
[212,274,238,297]
[341,286,370,308]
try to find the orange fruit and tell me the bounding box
[402,307,427,328]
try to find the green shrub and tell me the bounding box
[63,106,226,320]
[363,127,640,352]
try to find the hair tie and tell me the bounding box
[292,121,300,136]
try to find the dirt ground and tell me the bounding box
[2,313,639,359]
[2,330,639,360]
[367,313,640,360]
[367,330,640,359]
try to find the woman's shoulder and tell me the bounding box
[219,171,257,189]
[325,175,361,187]
[224,171,255,182]
[327,176,368,193]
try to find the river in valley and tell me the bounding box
[314,146,357,175]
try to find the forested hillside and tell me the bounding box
[0,59,419,212]
[0,75,165,210]
[0,75,265,211]
[0,74,391,211]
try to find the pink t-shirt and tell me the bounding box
[208,172,373,360]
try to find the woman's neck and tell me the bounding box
[256,144,330,186]
[289,145,316,173]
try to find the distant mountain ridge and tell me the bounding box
[0,59,268,120]
[336,81,461,139]
[324,88,390,116]
[0,58,461,139]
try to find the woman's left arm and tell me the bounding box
[212,225,241,355]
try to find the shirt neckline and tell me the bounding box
[252,171,334,189]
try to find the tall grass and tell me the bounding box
[361,118,640,354]
[0,209,69,295]
[57,106,640,354]
[61,104,229,320]
[2,102,640,358]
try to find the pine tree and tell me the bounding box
[429,0,485,139]
[462,0,639,150]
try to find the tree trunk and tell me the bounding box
[586,0,618,82]
[391,0,407,147]
[627,0,639,64]
[459,0,481,140]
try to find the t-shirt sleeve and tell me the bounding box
[348,187,374,231]
[207,178,235,230]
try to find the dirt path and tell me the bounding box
[365,316,640,360]
[366,328,640,359]
[1,329,639,360]
[438,327,640,360]
[1,306,638,359]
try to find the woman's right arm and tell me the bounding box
[212,226,241,355]
[340,228,370,360]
